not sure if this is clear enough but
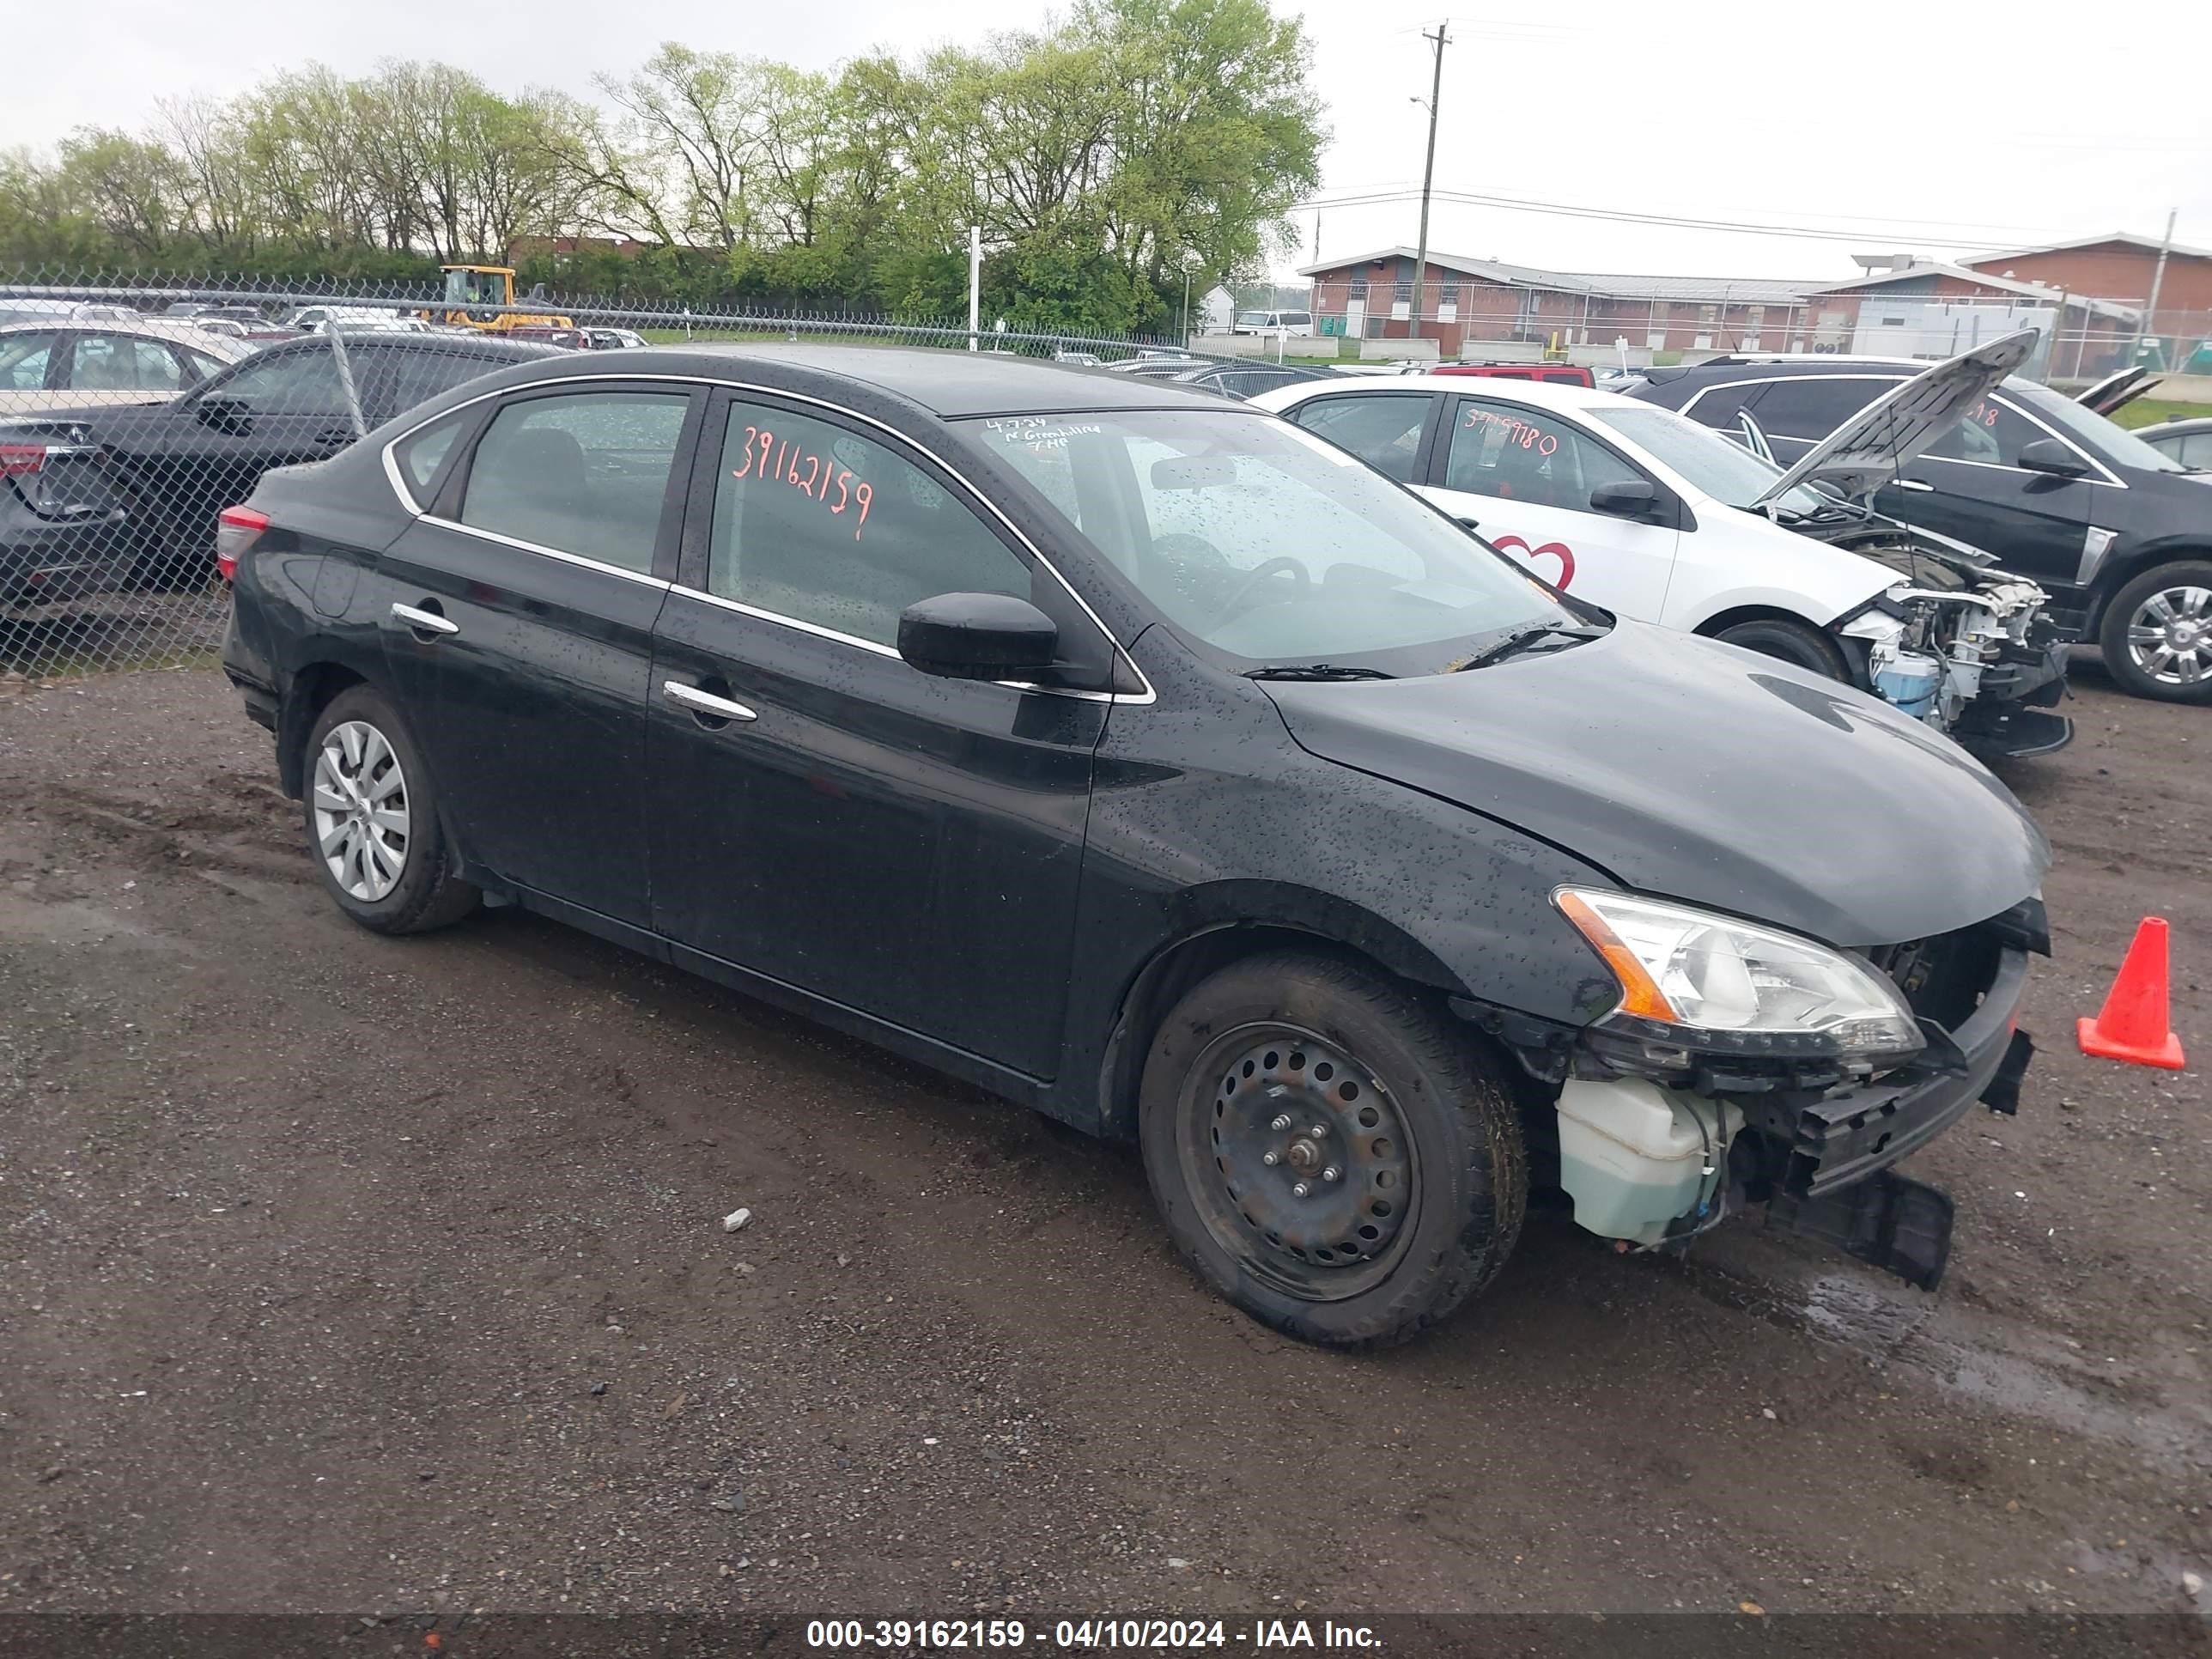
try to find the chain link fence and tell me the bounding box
[1,269,1209,684]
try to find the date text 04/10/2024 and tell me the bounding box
[802,1618,1383,1649]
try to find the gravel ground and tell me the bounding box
[0,659,2205,1628]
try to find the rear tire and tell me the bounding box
[1711,615,1850,680]
[303,685,479,935]
[1138,951,1526,1350]
[2097,560,2212,703]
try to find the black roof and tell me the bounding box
[518,343,1234,418]
[1644,356,1929,385]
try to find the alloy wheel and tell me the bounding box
[1177,1023,1417,1300]
[312,720,410,902]
[2125,584,2212,687]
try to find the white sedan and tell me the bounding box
[0,318,251,413]
[1250,368,2069,755]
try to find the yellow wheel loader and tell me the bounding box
[423,265,574,332]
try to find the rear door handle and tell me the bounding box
[661,680,758,723]
[392,601,459,635]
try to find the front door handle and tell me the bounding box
[661,680,758,723]
[1893,477,1936,493]
[392,601,459,635]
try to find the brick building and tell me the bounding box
[1962,232,2212,313]
[1297,247,1818,356]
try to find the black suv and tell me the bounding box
[1628,357,2212,702]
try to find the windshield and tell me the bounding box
[1590,404,1832,517]
[965,409,1576,672]
[2004,379,2188,474]
[1234,312,1273,328]
[443,269,503,307]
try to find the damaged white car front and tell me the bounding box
[1736,330,2074,757]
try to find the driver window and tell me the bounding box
[1926,397,2038,466]
[1287,393,1432,481]
[1445,398,1645,512]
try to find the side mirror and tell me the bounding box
[2018,437,2088,477]
[197,395,250,434]
[897,592,1059,681]
[1589,478,1661,519]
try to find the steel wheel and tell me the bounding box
[1177,1023,1418,1301]
[311,719,410,902]
[2124,583,2212,687]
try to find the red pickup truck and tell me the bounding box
[1429,362,1595,386]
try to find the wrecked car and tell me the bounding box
[221,345,2047,1347]
[1254,331,2073,758]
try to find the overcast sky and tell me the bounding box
[9,0,2209,286]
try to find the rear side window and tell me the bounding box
[67,334,185,393]
[708,401,1030,647]
[0,331,58,391]
[460,392,690,574]
[1444,398,1646,512]
[1737,376,1887,441]
[1287,393,1433,481]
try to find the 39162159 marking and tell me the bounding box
[805,1619,1030,1648]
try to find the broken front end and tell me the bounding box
[1463,893,2047,1291]
[1828,520,2073,759]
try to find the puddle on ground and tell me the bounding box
[1691,1243,2211,1474]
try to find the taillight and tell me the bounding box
[215,506,270,582]
[0,443,44,477]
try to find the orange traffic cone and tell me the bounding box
[2077,917,2185,1070]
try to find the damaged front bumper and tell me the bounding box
[1468,916,2039,1291]
[1838,581,2073,758]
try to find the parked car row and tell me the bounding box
[216,343,2048,1346]
[2,334,556,604]
[1254,332,2075,755]
[1624,352,2212,702]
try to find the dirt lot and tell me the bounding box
[1,660,2205,1631]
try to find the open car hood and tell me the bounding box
[1751,330,2040,507]
[2076,365,2162,416]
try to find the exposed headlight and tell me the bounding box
[1555,888,1923,1061]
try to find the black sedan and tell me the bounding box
[221,345,2048,1346]
[3,332,555,601]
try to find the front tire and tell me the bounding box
[303,685,479,934]
[2098,560,2212,702]
[1710,615,1850,679]
[1138,951,1527,1349]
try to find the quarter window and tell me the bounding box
[708,402,1031,648]
[1287,393,1432,482]
[392,410,472,507]
[460,391,689,574]
[1444,398,1647,513]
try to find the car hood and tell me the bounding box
[1753,330,2041,506]
[1260,621,2048,949]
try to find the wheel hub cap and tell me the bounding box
[311,720,410,902]
[2127,586,2212,685]
[1199,1031,1413,1281]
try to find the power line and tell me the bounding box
[1291,185,2075,251]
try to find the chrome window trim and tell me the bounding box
[379,372,1156,706]
[1692,374,2126,489]
[416,514,672,589]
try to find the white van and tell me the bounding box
[1231,309,1314,337]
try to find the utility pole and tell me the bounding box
[1409,24,1449,348]
[2139,207,2176,367]
[968,225,981,352]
